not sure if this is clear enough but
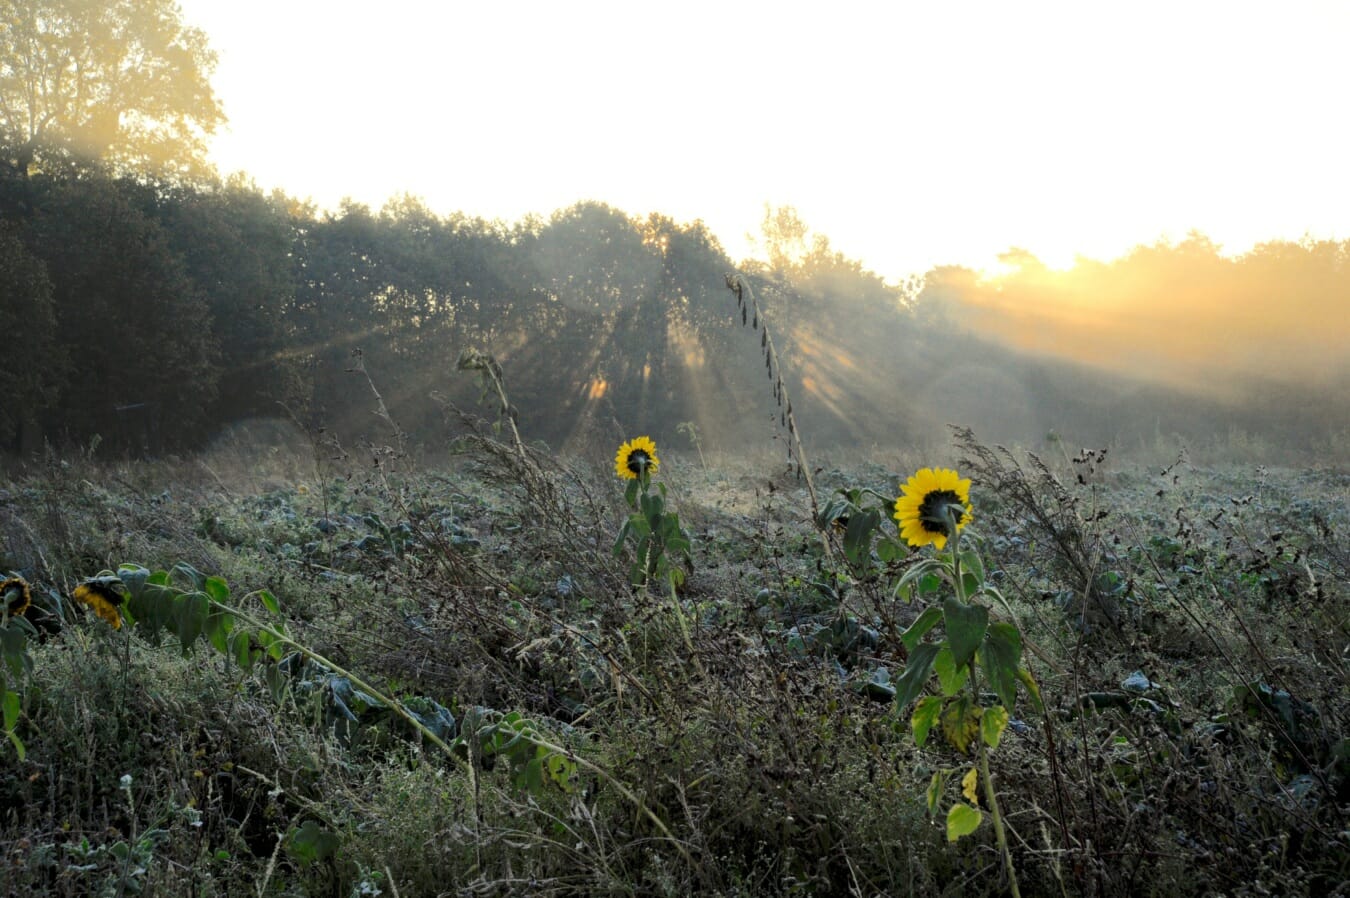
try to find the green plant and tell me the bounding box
[889,467,1043,897]
[612,436,692,591]
[676,421,707,470]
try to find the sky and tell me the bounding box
[176,0,1350,282]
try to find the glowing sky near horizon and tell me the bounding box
[176,0,1350,281]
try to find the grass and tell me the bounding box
[0,427,1346,897]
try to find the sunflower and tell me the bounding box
[2,576,31,617]
[894,467,973,550]
[615,436,660,480]
[73,580,124,630]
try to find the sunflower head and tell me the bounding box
[73,579,125,630]
[2,576,31,617]
[615,436,660,481]
[894,467,973,550]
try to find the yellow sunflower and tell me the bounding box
[73,580,124,630]
[615,436,660,480]
[894,467,973,550]
[2,576,31,617]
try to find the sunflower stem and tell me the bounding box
[952,510,1020,898]
[970,666,1022,898]
[666,572,704,678]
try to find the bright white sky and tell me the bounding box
[177,0,1350,282]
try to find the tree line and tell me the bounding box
[1,0,1343,461]
[0,161,919,455]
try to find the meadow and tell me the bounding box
[0,412,1345,897]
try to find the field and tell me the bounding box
[0,423,1346,897]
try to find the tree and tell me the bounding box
[0,0,224,179]
[0,219,61,448]
[28,174,220,451]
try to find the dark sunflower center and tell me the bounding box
[626,449,651,475]
[918,490,967,535]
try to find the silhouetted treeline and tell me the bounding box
[1,165,1345,462]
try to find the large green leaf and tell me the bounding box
[982,622,1023,710]
[900,606,942,653]
[893,643,941,710]
[933,644,968,696]
[943,598,988,669]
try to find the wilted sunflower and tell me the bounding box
[73,580,124,630]
[894,467,973,550]
[2,576,31,617]
[615,436,660,480]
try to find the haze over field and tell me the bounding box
[174,0,1350,414]
[2,1,1347,460]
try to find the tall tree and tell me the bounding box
[0,0,224,179]
[0,219,61,448]
[28,174,220,451]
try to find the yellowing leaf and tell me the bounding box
[912,695,944,748]
[982,705,1010,749]
[941,695,982,754]
[961,767,979,806]
[946,802,982,842]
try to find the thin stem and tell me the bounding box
[968,662,1022,898]
[952,510,1020,897]
[976,715,1022,898]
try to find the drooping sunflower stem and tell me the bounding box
[456,347,528,464]
[724,274,827,551]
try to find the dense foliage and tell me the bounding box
[0,433,1344,896]
[1,163,1347,462]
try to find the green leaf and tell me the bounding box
[959,549,984,582]
[206,610,232,655]
[943,598,988,669]
[933,644,968,696]
[900,606,943,653]
[893,643,941,711]
[982,705,1010,749]
[946,803,983,842]
[876,536,905,563]
[175,592,210,655]
[982,622,1023,710]
[894,559,942,598]
[912,695,944,748]
[2,688,18,731]
[287,820,339,864]
[260,590,280,615]
[917,572,943,596]
[519,757,545,794]
[230,631,254,671]
[116,565,150,596]
[172,563,208,591]
[203,576,230,604]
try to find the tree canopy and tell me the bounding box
[0,0,224,179]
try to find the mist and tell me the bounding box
[2,168,1346,466]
